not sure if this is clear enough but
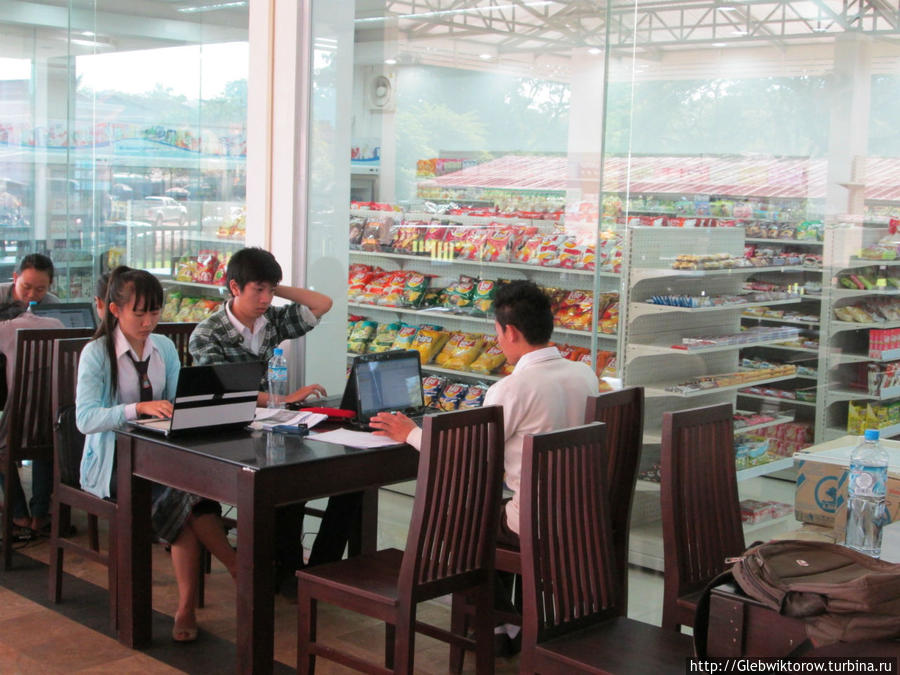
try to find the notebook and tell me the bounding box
[31,302,97,329]
[129,361,265,436]
[350,350,426,429]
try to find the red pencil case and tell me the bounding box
[304,407,356,422]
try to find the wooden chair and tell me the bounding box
[296,406,506,675]
[584,386,644,613]
[519,423,692,674]
[1,327,93,570]
[660,403,745,632]
[449,387,644,671]
[154,322,197,366]
[46,337,120,627]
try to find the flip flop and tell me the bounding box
[172,623,198,643]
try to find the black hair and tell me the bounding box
[225,247,282,293]
[94,266,163,394]
[0,301,27,322]
[16,253,54,282]
[493,280,554,346]
[95,272,111,302]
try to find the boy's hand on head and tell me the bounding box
[286,383,327,403]
[136,400,174,419]
[368,412,416,442]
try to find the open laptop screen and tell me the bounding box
[354,351,424,419]
[31,303,96,329]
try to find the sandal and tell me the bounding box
[172,623,198,643]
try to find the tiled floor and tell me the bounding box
[0,479,802,673]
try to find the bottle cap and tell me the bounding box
[273,348,283,356]
[864,429,879,441]
[28,301,36,307]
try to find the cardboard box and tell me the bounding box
[794,435,900,538]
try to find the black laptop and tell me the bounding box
[129,361,264,436]
[31,302,97,329]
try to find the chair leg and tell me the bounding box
[108,518,118,631]
[385,623,395,670]
[391,614,416,675]
[297,589,316,675]
[88,514,100,552]
[473,584,496,675]
[197,547,207,609]
[449,591,469,673]
[48,500,66,603]
[3,466,16,570]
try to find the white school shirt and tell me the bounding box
[225,299,268,355]
[406,346,599,534]
[113,325,167,420]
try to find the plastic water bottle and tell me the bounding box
[267,347,288,409]
[26,300,36,312]
[845,429,890,557]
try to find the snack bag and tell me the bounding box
[356,270,391,305]
[422,375,447,408]
[390,324,419,350]
[437,383,467,411]
[402,272,431,308]
[516,234,543,264]
[443,333,485,370]
[576,244,596,271]
[481,229,512,262]
[377,270,411,307]
[411,327,450,364]
[174,297,199,322]
[469,340,506,374]
[349,215,365,247]
[471,279,496,316]
[368,322,402,353]
[459,385,487,410]
[347,320,378,354]
[193,250,219,284]
[174,255,197,282]
[212,257,228,286]
[557,238,583,269]
[537,234,563,267]
[444,276,477,310]
[348,264,376,300]
[162,292,182,322]
[555,290,593,331]
[191,299,220,322]
[434,332,466,367]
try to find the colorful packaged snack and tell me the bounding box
[420,287,443,307]
[193,251,219,284]
[174,297,199,322]
[576,244,596,271]
[442,333,485,370]
[162,292,182,322]
[191,299,221,322]
[434,332,466,367]
[174,255,197,282]
[537,234,563,267]
[469,340,506,374]
[402,272,430,307]
[556,238,583,269]
[459,385,487,410]
[481,229,513,262]
[554,290,593,331]
[437,383,467,411]
[472,279,496,316]
[347,320,378,354]
[390,324,419,350]
[377,270,411,307]
[368,322,402,353]
[348,264,376,299]
[515,234,543,264]
[444,276,477,310]
[356,270,392,305]
[410,327,450,364]
[349,215,365,247]
[422,375,447,408]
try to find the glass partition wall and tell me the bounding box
[307,0,900,570]
[0,0,248,314]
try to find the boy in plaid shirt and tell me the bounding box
[190,247,360,595]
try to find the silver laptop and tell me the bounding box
[130,361,265,436]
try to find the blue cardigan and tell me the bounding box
[77,334,180,499]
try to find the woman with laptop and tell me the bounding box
[76,266,237,643]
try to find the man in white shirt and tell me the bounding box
[371,280,600,543]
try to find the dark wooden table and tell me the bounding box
[115,427,419,674]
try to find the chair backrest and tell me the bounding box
[660,403,745,599]
[153,322,197,367]
[584,386,644,612]
[52,337,91,488]
[399,405,505,600]
[7,328,94,456]
[520,422,616,644]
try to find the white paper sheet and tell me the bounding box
[306,428,404,449]
[250,408,328,431]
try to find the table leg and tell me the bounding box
[349,487,379,556]
[236,468,275,674]
[117,435,153,648]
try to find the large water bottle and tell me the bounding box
[267,347,288,409]
[845,429,890,557]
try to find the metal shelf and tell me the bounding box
[632,265,808,283]
[830,287,900,299]
[745,238,823,247]
[645,373,797,398]
[736,457,795,481]
[629,335,803,358]
[828,385,900,403]
[736,392,818,407]
[348,249,617,278]
[734,413,796,435]
[630,296,801,317]
[345,353,502,382]
[160,279,227,293]
[741,315,820,326]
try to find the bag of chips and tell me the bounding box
[162,292,182,322]
[435,332,465,367]
[442,333,485,370]
[368,322,402,353]
[459,384,487,410]
[554,290,593,331]
[444,276,477,310]
[193,250,219,284]
[437,383,467,411]
[410,327,450,364]
[469,340,506,374]
[471,279,496,316]
[377,270,411,307]
[481,229,512,262]
[390,324,419,350]
[174,255,197,282]
[174,297,199,322]
[402,272,431,308]
[422,375,447,408]
[348,320,378,354]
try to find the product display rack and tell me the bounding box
[818,224,900,442]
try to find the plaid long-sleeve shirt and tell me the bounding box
[188,301,318,390]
